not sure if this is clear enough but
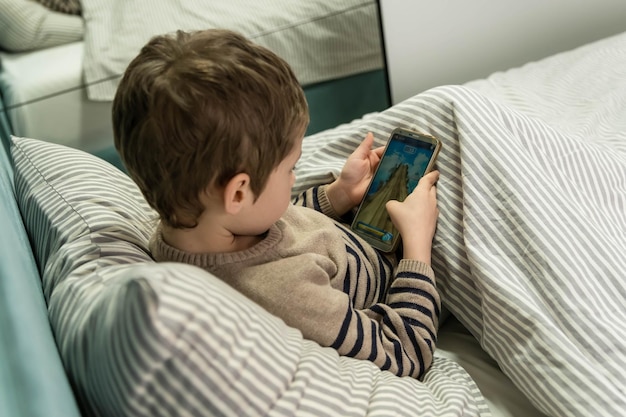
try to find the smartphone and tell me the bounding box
[351,128,442,252]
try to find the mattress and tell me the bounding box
[0,42,114,153]
[293,31,626,417]
[436,317,547,417]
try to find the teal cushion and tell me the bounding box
[0,137,80,417]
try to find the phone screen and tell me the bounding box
[351,129,440,252]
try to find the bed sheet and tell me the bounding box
[436,318,547,417]
[80,0,383,101]
[294,31,626,417]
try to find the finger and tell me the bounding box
[426,169,440,178]
[358,132,375,152]
[373,146,385,158]
[421,170,440,185]
[369,146,385,167]
[385,199,399,211]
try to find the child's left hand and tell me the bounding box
[326,132,384,216]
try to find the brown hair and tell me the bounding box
[113,29,309,228]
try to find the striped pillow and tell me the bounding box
[34,0,82,15]
[10,136,489,417]
[0,0,83,52]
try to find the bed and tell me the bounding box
[2,3,626,417]
[5,28,625,417]
[0,0,385,157]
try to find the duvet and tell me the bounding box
[294,33,626,416]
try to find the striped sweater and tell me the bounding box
[149,184,440,379]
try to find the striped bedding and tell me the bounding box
[294,32,626,417]
[80,0,382,101]
[11,29,625,417]
[12,135,490,416]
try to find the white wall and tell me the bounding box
[380,0,626,103]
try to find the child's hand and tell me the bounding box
[326,132,384,216]
[386,170,440,265]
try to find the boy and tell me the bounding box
[113,29,441,379]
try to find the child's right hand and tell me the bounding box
[386,170,440,265]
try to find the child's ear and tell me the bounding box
[223,173,253,215]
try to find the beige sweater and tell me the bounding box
[150,185,440,379]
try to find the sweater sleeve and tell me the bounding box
[289,187,440,378]
[291,184,343,221]
[332,259,440,379]
[258,254,440,380]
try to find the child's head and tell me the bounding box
[113,29,309,228]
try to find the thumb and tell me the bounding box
[420,170,440,186]
[356,132,375,155]
[385,199,403,226]
[385,199,399,213]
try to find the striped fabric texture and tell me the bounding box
[79,0,383,100]
[12,30,625,417]
[34,0,82,15]
[0,0,83,52]
[293,33,626,416]
[11,136,489,416]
